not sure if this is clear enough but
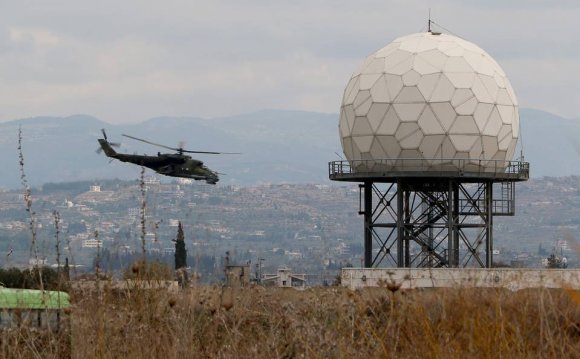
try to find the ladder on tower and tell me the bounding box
[493,181,515,216]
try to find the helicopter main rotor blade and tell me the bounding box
[180,149,241,155]
[122,134,177,151]
[123,133,241,155]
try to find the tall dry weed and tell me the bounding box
[17,126,43,290]
[6,284,579,358]
[63,286,580,358]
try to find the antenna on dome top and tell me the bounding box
[427,9,442,35]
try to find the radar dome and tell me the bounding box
[339,32,519,172]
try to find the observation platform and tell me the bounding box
[329,159,529,183]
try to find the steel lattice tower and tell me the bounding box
[329,159,528,268]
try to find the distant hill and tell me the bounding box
[0,110,340,189]
[0,108,577,189]
[518,108,580,177]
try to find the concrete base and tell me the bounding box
[341,268,580,291]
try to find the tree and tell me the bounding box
[174,221,187,270]
[0,267,60,290]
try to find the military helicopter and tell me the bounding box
[97,129,238,184]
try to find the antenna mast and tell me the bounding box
[428,8,431,33]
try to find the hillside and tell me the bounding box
[0,108,578,189]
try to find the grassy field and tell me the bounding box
[4,283,580,358]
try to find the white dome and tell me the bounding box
[339,32,519,172]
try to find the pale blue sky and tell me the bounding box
[0,0,578,123]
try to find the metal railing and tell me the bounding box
[329,158,529,181]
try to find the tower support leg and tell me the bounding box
[397,180,404,266]
[447,180,457,267]
[363,181,373,268]
[486,181,493,267]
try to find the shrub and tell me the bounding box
[122,260,173,281]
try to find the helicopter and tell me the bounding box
[97,129,238,184]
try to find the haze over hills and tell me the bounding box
[0,108,578,189]
[0,110,339,189]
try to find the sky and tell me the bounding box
[0,0,579,124]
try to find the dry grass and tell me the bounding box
[3,284,580,358]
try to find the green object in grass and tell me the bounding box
[0,287,70,309]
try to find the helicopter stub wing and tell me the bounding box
[180,173,218,184]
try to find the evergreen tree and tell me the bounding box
[174,222,187,270]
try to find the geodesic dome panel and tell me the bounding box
[339,32,519,172]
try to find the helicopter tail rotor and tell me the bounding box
[97,129,121,154]
[96,142,120,153]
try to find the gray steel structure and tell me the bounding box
[329,159,529,268]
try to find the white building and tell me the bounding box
[262,267,307,288]
[82,239,103,248]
